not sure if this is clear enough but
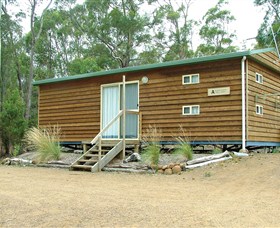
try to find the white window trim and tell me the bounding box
[182,74,200,85]
[182,105,200,115]
[256,104,263,115]
[256,73,263,84]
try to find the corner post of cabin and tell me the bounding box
[122,75,126,159]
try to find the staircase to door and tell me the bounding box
[70,140,123,172]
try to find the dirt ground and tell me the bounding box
[0,153,280,227]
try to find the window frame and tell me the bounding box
[256,104,263,115]
[182,74,200,85]
[182,105,200,116]
[256,73,263,84]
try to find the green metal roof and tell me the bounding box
[33,48,275,86]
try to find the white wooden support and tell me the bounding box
[122,75,126,159]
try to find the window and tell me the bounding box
[182,74,200,85]
[256,104,263,115]
[256,73,263,84]
[182,105,200,115]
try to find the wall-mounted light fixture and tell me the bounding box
[141,76,149,84]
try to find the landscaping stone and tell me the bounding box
[172,165,182,174]
[124,153,141,163]
[168,163,175,169]
[164,168,173,175]
[157,169,164,174]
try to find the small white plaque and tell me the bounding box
[208,87,230,96]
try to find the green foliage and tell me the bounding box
[11,145,21,157]
[212,147,223,154]
[0,89,27,155]
[24,126,61,163]
[173,126,193,160]
[174,137,193,160]
[197,0,237,55]
[254,0,280,49]
[141,125,162,168]
[272,147,280,153]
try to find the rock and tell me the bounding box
[172,165,182,174]
[74,149,83,154]
[61,147,74,153]
[3,158,11,165]
[168,163,175,169]
[162,165,168,170]
[180,163,186,171]
[157,165,163,170]
[157,169,164,174]
[123,153,141,163]
[164,168,173,175]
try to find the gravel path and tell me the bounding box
[0,153,280,227]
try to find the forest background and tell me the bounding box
[0,0,279,156]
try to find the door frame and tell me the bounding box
[100,80,140,140]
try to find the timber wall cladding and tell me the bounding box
[39,78,101,141]
[139,58,243,142]
[247,54,280,143]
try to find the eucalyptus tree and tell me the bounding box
[80,0,154,68]
[254,0,280,49]
[1,0,27,104]
[25,0,53,121]
[150,0,196,61]
[197,0,237,56]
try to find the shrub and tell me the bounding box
[0,89,27,155]
[24,125,61,163]
[141,125,162,169]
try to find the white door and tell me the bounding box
[101,82,139,139]
[102,85,120,138]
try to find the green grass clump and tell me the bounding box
[212,147,222,154]
[272,147,280,153]
[24,126,61,163]
[173,136,193,160]
[141,125,162,169]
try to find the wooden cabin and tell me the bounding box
[34,48,280,156]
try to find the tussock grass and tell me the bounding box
[141,125,162,168]
[173,126,193,160]
[24,126,61,163]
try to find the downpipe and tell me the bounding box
[241,56,247,152]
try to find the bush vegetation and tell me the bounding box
[24,125,61,163]
[141,125,162,169]
[173,126,193,160]
[0,89,27,156]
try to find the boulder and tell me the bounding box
[74,149,83,154]
[162,165,168,170]
[168,163,175,169]
[172,165,182,174]
[164,168,173,175]
[124,153,141,163]
[157,169,164,174]
[180,163,186,171]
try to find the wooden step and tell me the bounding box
[84,154,105,158]
[77,159,97,164]
[71,164,92,171]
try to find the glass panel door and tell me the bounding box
[102,85,119,138]
[120,83,139,138]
